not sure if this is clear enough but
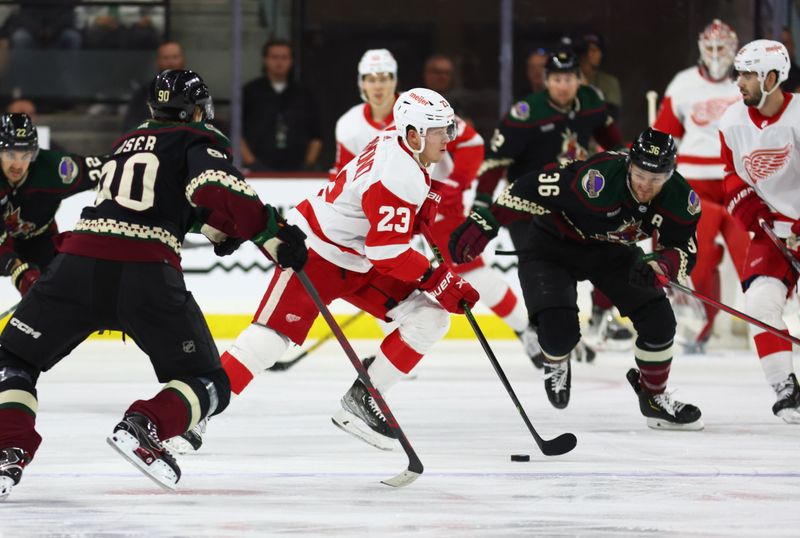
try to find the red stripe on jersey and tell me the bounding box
[652,96,686,139]
[332,142,356,181]
[754,330,793,358]
[364,103,395,130]
[677,155,724,165]
[295,200,362,257]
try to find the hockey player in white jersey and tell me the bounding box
[218,89,479,450]
[720,39,800,422]
[654,19,750,351]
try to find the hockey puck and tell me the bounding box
[510,454,530,462]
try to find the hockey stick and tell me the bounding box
[666,278,800,347]
[420,224,577,456]
[759,218,800,274]
[268,310,366,371]
[292,268,423,487]
[0,301,19,320]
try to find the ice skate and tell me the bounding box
[771,373,800,424]
[107,412,181,490]
[163,417,207,455]
[570,340,596,362]
[587,307,634,351]
[516,324,544,368]
[332,365,398,451]
[543,357,571,409]
[627,368,703,430]
[0,447,30,501]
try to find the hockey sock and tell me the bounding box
[753,331,793,386]
[222,324,291,394]
[378,329,423,388]
[634,342,673,394]
[128,389,190,440]
[0,366,41,456]
[592,289,614,310]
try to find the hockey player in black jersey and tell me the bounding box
[475,50,633,359]
[451,128,704,430]
[0,69,308,499]
[0,113,105,296]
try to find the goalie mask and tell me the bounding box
[0,113,39,161]
[357,48,398,102]
[393,88,456,155]
[148,69,215,123]
[698,19,738,81]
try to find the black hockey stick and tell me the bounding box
[0,301,19,320]
[421,224,577,456]
[293,268,423,487]
[268,311,367,371]
[759,218,800,274]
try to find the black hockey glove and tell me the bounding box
[0,251,20,276]
[253,205,308,271]
[449,206,499,264]
[213,236,245,256]
[629,253,669,288]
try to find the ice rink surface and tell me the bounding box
[3,338,800,537]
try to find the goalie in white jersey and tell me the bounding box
[219,88,479,450]
[720,39,800,423]
[654,19,750,350]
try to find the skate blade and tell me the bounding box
[776,408,800,424]
[646,417,705,431]
[331,409,396,451]
[0,476,13,501]
[107,431,179,491]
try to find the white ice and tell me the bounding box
[3,339,800,538]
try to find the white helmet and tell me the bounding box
[393,88,456,155]
[698,19,738,81]
[357,48,397,101]
[734,39,790,108]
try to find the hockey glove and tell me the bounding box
[449,206,499,264]
[252,205,308,271]
[726,186,772,235]
[0,251,20,276]
[629,253,670,289]
[10,262,40,296]
[419,264,480,314]
[413,188,442,233]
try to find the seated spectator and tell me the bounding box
[526,48,548,94]
[121,41,185,132]
[241,39,322,171]
[423,53,467,113]
[576,32,622,119]
[7,0,81,49]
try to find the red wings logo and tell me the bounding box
[690,96,740,126]
[743,144,792,183]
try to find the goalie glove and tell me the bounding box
[252,205,308,271]
[449,206,499,264]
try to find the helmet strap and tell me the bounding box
[757,73,781,110]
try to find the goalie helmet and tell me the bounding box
[393,88,456,154]
[627,128,677,175]
[148,69,214,122]
[698,19,738,81]
[0,113,38,158]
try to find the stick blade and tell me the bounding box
[540,433,577,456]
[381,468,422,488]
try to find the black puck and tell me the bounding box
[510,454,530,462]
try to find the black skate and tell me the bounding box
[627,368,704,430]
[516,325,544,369]
[588,306,634,351]
[332,360,399,451]
[107,412,181,490]
[543,357,571,409]
[0,447,30,501]
[771,373,800,423]
[570,340,596,363]
[164,417,207,455]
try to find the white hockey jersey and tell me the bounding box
[653,66,740,180]
[720,92,800,233]
[289,133,431,280]
[330,102,395,180]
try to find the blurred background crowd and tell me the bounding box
[0,0,798,173]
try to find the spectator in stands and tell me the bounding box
[423,53,467,113]
[780,27,800,92]
[526,48,548,93]
[576,32,622,119]
[7,0,81,49]
[121,41,185,132]
[6,98,65,152]
[241,39,322,171]
[84,8,123,49]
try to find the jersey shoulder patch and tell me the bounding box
[29,150,80,188]
[570,154,628,207]
[658,172,702,223]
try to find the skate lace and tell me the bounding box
[367,395,387,423]
[545,361,569,392]
[652,391,685,416]
[773,377,798,400]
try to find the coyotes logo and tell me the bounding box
[557,128,588,164]
[594,217,648,244]
[743,144,792,184]
[3,205,37,237]
[690,96,739,126]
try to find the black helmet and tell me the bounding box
[628,128,677,175]
[0,113,38,156]
[147,69,214,122]
[545,50,580,76]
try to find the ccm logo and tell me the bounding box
[10,317,41,339]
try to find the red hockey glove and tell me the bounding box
[726,186,772,235]
[419,264,480,314]
[449,206,499,264]
[252,205,308,271]
[10,262,41,296]
[413,189,442,233]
